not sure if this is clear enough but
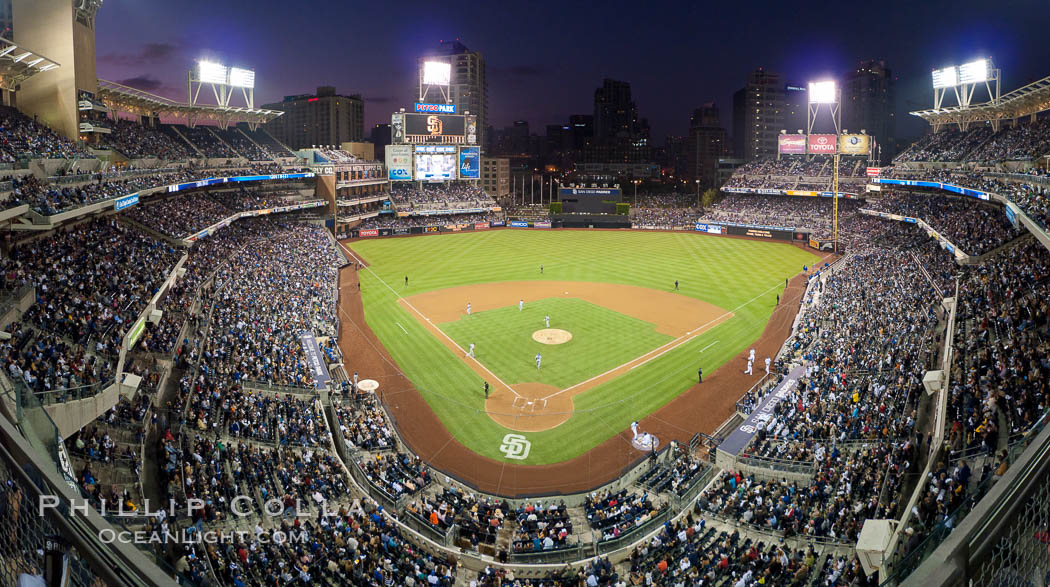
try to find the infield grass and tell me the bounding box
[347,229,819,464]
[439,297,672,389]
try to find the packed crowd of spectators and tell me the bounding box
[866,191,1021,255]
[0,105,93,161]
[199,222,340,387]
[101,119,194,160]
[122,187,292,238]
[359,452,430,498]
[585,489,659,542]
[895,117,1050,163]
[512,500,574,553]
[333,395,395,451]
[698,193,863,233]
[354,210,504,230]
[627,516,825,586]
[390,183,496,212]
[699,441,911,543]
[177,125,237,158]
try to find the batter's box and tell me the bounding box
[512,397,547,412]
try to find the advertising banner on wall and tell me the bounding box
[839,134,870,155]
[386,145,413,181]
[778,134,806,154]
[359,229,379,237]
[458,146,480,179]
[808,134,838,154]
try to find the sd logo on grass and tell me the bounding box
[499,434,531,460]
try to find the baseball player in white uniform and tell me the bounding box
[519,299,524,311]
[467,343,475,358]
[535,353,542,369]
[544,314,550,328]
[748,348,755,362]
[467,302,472,316]
[764,357,771,374]
[745,359,753,375]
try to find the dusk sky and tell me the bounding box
[95,0,1048,143]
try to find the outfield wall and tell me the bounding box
[347,219,811,244]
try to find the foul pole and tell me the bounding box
[833,152,839,253]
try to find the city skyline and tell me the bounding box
[93,0,1047,142]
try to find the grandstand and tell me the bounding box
[0,5,1048,587]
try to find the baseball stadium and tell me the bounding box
[0,1,1047,587]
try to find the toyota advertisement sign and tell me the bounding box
[808,134,838,154]
[778,134,806,154]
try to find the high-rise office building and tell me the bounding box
[417,40,487,153]
[732,69,791,162]
[262,86,364,150]
[594,79,639,142]
[688,102,729,189]
[843,59,895,161]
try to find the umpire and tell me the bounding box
[484,381,490,399]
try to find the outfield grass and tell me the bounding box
[349,230,819,464]
[439,297,672,389]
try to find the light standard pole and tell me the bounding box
[695,180,701,209]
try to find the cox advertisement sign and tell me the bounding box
[778,134,806,154]
[694,223,724,234]
[386,145,413,181]
[808,134,837,154]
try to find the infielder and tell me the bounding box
[467,302,472,316]
[535,353,542,369]
[748,348,755,362]
[544,314,550,328]
[764,357,771,374]
[745,359,753,375]
[467,343,475,358]
[519,299,524,311]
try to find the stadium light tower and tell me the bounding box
[931,58,999,110]
[419,60,452,104]
[807,80,840,134]
[808,80,841,252]
[188,60,257,128]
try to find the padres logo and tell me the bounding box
[426,115,443,135]
[499,433,531,460]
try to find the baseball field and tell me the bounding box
[341,229,819,467]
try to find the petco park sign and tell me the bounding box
[414,103,456,114]
[808,134,837,154]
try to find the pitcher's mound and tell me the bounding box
[532,328,572,345]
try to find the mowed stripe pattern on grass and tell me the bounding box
[439,297,672,389]
[349,230,819,464]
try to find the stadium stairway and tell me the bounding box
[164,125,205,158]
[206,127,241,159]
[234,128,276,162]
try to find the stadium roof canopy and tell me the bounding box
[0,37,60,91]
[911,74,1050,131]
[96,79,283,128]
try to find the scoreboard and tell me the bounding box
[389,110,479,181]
[393,112,477,145]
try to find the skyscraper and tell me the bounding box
[417,40,487,153]
[593,79,639,142]
[732,69,789,162]
[688,102,728,189]
[842,59,895,162]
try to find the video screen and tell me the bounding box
[415,153,456,181]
